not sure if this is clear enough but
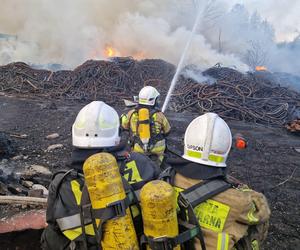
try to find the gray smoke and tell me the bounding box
[0,0,299,78]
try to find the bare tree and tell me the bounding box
[244,41,268,70]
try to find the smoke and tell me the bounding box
[181,66,216,84]
[0,0,245,69]
[0,0,299,77]
[232,0,300,42]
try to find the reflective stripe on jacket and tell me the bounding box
[173,173,270,250]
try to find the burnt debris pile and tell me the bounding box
[0,58,175,104]
[172,67,300,126]
[1,59,300,125]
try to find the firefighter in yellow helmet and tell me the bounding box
[159,113,270,250]
[41,101,160,250]
[121,86,171,164]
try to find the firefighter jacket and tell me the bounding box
[173,173,270,250]
[121,107,171,160]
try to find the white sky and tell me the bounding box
[233,0,300,42]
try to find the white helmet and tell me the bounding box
[72,101,120,148]
[182,113,232,167]
[138,86,160,106]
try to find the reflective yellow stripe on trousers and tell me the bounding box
[217,233,229,250]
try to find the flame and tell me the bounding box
[100,45,146,60]
[255,66,267,71]
[133,51,146,60]
[104,46,118,58]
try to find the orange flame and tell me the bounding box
[255,66,267,71]
[101,45,146,60]
[104,46,118,58]
[133,51,146,60]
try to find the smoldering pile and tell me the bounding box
[0,58,175,104]
[0,58,300,126]
[172,67,300,126]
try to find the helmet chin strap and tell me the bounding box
[202,113,217,161]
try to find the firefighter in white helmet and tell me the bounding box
[159,113,270,250]
[121,86,171,164]
[42,101,160,250]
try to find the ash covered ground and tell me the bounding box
[0,93,299,250]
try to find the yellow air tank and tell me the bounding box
[140,180,180,250]
[83,152,139,250]
[138,108,151,148]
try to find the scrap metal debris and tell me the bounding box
[172,67,300,126]
[0,58,175,104]
[286,119,300,134]
[1,59,300,126]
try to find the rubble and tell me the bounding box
[0,160,51,196]
[9,133,28,139]
[46,143,64,151]
[11,155,25,161]
[28,189,44,198]
[21,180,34,188]
[46,133,60,139]
[31,184,48,197]
[286,119,300,134]
[26,164,52,176]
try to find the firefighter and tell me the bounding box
[159,112,270,250]
[121,86,171,164]
[41,101,160,250]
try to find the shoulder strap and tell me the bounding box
[129,108,137,121]
[51,169,82,198]
[178,178,232,208]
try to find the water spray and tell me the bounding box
[162,0,213,112]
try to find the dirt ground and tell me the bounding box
[0,93,299,250]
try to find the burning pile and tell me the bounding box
[0,59,300,126]
[172,67,300,126]
[0,58,175,104]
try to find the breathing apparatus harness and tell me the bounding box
[47,151,142,250]
[145,166,235,250]
[128,106,165,153]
